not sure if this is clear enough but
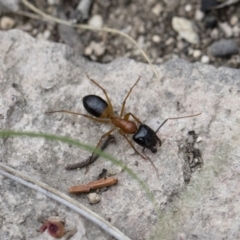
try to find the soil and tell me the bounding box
[2,0,240,68]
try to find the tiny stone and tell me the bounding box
[196,136,203,143]
[85,45,92,56]
[195,9,204,21]
[210,28,219,40]
[188,47,193,55]
[36,33,44,40]
[165,37,174,46]
[172,17,199,44]
[47,0,56,5]
[177,41,185,50]
[185,4,192,12]
[201,55,210,64]
[219,22,233,38]
[32,29,38,36]
[93,42,105,56]
[43,30,51,40]
[233,25,240,37]
[0,16,15,30]
[209,39,239,57]
[194,158,200,163]
[85,41,105,56]
[205,16,217,29]
[87,193,101,204]
[230,16,238,26]
[152,3,163,16]
[88,15,103,28]
[152,35,161,43]
[193,49,202,58]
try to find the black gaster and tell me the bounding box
[83,95,108,118]
[133,124,161,153]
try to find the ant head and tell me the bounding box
[133,124,161,152]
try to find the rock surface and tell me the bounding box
[1,30,240,240]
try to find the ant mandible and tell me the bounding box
[47,74,200,174]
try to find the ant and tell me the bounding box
[46,74,200,175]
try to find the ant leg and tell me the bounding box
[90,127,117,159]
[124,112,142,124]
[121,133,147,159]
[122,133,159,178]
[85,73,114,115]
[120,76,141,117]
[155,112,202,133]
[46,110,110,123]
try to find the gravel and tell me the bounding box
[0,0,239,68]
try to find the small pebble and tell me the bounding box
[188,47,193,56]
[233,25,240,37]
[152,3,163,16]
[195,9,204,21]
[230,16,238,26]
[177,40,185,50]
[88,15,103,28]
[47,0,58,5]
[210,28,219,40]
[219,22,233,38]
[209,39,239,57]
[0,16,15,30]
[196,136,203,143]
[205,16,217,29]
[184,4,192,12]
[193,49,202,58]
[85,41,105,56]
[165,37,174,46]
[201,0,218,11]
[32,29,38,36]
[43,30,51,40]
[172,17,199,44]
[201,55,210,64]
[152,35,161,43]
[87,193,101,204]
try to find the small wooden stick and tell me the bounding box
[69,177,118,194]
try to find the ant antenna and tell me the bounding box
[155,112,201,133]
[142,112,201,155]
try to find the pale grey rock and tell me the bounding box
[172,17,199,44]
[1,30,240,240]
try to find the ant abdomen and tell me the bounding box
[83,95,109,118]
